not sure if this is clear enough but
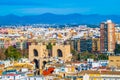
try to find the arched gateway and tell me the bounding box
[29,43,71,70]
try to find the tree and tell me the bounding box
[78,51,96,61]
[78,53,81,60]
[71,49,78,61]
[47,43,52,50]
[87,54,96,59]
[47,43,52,57]
[5,46,22,60]
[114,44,120,55]
[71,49,77,55]
[18,49,28,58]
[97,54,108,60]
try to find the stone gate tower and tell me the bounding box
[29,43,71,70]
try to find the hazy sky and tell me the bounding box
[0,0,119,15]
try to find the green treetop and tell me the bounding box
[5,46,22,60]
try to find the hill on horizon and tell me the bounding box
[0,13,120,25]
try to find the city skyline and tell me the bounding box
[0,0,120,15]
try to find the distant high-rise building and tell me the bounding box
[100,20,115,54]
[70,37,92,53]
[80,38,92,52]
[70,38,80,52]
[92,38,100,53]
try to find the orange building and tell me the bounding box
[115,32,120,44]
[100,20,115,54]
[109,56,120,68]
[92,38,100,52]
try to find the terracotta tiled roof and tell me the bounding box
[51,64,64,67]
[78,70,120,75]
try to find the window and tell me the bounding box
[110,60,114,62]
[57,49,63,57]
[117,60,120,62]
[33,49,38,56]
